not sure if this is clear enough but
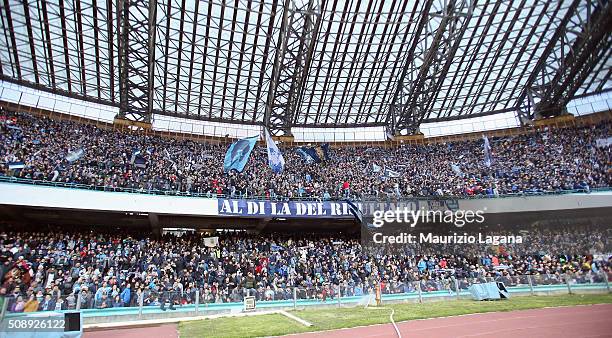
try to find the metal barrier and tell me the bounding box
[1,272,609,318]
[0,175,606,202]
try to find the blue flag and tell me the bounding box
[320,143,330,160]
[134,155,147,169]
[296,147,317,164]
[483,135,493,167]
[223,136,258,173]
[264,128,285,173]
[271,244,285,252]
[346,200,365,227]
[130,148,141,164]
[384,168,400,178]
[295,144,330,164]
[8,161,25,170]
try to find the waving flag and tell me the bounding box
[483,135,493,167]
[264,128,285,173]
[223,136,258,173]
[296,147,316,164]
[451,163,463,177]
[346,199,365,227]
[384,168,401,178]
[296,144,330,164]
[203,237,219,248]
[8,161,25,170]
[319,143,331,161]
[130,149,141,164]
[134,155,147,169]
[596,137,612,148]
[66,148,85,162]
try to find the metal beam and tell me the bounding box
[389,0,474,135]
[459,1,513,117]
[2,0,21,79]
[58,0,72,91]
[264,0,321,136]
[224,0,240,120]
[173,0,187,114]
[40,0,56,88]
[74,0,87,94]
[370,0,418,124]
[486,1,554,118]
[106,0,115,101]
[21,0,39,84]
[583,48,611,93]
[350,0,400,125]
[160,0,171,112]
[532,0,612,117]
[208,0,226,120]
[196,0,214,117]
[118,0,157,123]
[252,0,280,122]
[237,0,255,120]
[0,74,119,107]
[300,0,340,124]
[92,0,103,99]
[1,0,610,130]
[516,0,582,121]
[184,0,199,115]
[312,0,351,125]
[333,0,375,125]
[146,0,156,119]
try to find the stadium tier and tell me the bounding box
[0,228,609,312]
[1,110,610,199]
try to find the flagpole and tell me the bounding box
[484,134,497,196]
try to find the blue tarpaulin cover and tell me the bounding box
[468,282,501,300]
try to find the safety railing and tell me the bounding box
[3,293,78,314]
[2,271,608,320]
[0,175,607,203]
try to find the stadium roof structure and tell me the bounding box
[0,0,610,136]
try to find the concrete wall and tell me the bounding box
[0,182,610,220]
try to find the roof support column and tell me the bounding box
[517,0,611,122]
[264,0,321,137]
[389,0,474,136]
[116,0,157,126]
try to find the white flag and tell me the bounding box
[384,168,400,178]
[450,163,463,177]
[66,148,85,162]
[483,135,493,167]
[264,128,285,173]
[203,237,219,248]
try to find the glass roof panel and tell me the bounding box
[0,0,608,129]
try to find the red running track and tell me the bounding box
[84,324,178,338]
[286,304,612,338]
[82,304,612,338]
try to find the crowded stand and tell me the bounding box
[1,110,611,313]
[0,228,609,312]
[1,2,611,336]
[0,110,610,200]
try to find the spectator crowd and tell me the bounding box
[0,111,610,199]
[0,228,609,312]
[0,110,610,313]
